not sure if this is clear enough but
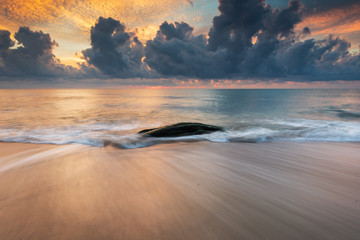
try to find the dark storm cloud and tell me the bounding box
[0,27,77,79]
[0,30,14,50]
[144,22,222,78]
[81,17,147,78]
[266,0,303,37]
[159,22,194,41]
[144,0,360,80]
[208,0,269,52]
[145,0,304,78]
[14,27,56,57]
[302,27,310,35]
[276,36,351,76]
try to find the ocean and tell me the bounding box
[0,89,359,148]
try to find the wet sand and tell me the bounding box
[0,142,359,240]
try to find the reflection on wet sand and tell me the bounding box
[0,142,359,239]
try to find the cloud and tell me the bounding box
[144,21,220,78]
[0,30,14,50]
[145,0,303,78]
[0,27,77,79]
[159,22,194,41]
[302,27,310,35]
[275,36,351,76]
[144,0,360,80]
[80,17,147,78]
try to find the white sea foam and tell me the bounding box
[0,119,359,149]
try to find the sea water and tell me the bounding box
[0,89,359,148]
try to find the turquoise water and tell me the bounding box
[0,89,359,148]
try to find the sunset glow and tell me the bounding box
[297,3,360,49]
[1,2,360,240]
[0,0,359,87]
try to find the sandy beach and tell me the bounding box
[0,142,359,239]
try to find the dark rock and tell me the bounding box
[139,122,224,138]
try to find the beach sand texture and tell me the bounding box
[0,142,359,240]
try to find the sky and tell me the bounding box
[0,0,360,88]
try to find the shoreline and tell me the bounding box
[0,141,359,239]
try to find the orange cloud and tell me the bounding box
[0,0,67,23]
[0,0,193,45]
[0,0,192,30]
[297,3,360,48]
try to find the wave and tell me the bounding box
[0,119,359,148]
